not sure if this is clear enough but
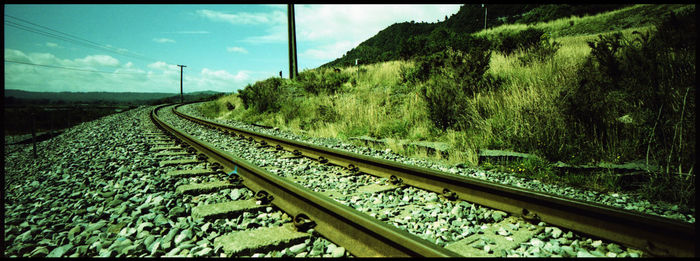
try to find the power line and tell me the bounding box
[4,14,168,64]
[6,14,137,55]
[4,59,147,75]
[4,20,156,64]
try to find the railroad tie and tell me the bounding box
[175,181,239,195]
[445,216,544,257]
[159,158,199,167]
[213,223,310,256]
[150,145,181,152]
[155,151,191,157]
[167,168,218,178]
[191,199,266,220]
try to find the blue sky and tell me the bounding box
[4,4,461,93]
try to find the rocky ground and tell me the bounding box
[3,106,339,258]
[3,104,694,258]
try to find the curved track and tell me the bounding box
[152,104,460,257]
[167,102,695,257]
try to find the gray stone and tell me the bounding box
[194,247,212,256]
[492,211,507,222]
[577,249,595,257]
[560,246,575,257]
[289,243,307,254]
[29,246,50,257]
[606,243,623,254]
[46,243,72,257]
[530,238,544,248]
[331,246,345,258]
[169,207,186,217]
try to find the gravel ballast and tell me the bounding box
[3,104,693,258]
[3,106,333,258]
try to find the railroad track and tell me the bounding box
[153,103,695,257]
[152,104,459,257]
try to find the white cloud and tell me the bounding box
[301,41,359,61]
[46,42,61,48]
[153,38,176,43]
[5,49,283,93]
[4,49,32,63]
[226,46,248,54]
[148,61,179,71]
[296,5,460,42]
[196,9,285,25]
[74,55,120,67]
[236,4,460,60]
[201,68,250,82]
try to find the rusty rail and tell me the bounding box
[173,103,695,257]
[152,104,459,257]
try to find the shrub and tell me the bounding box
[237,77,294,113]
[496,27,547,56]
[316,104,339,123]
[518,32,561,66]
[564,9,695,173]
[297,69,350,95]
[376,119,410,138]
[419,47,497,131]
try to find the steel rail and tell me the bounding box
[173,103,695,257]
[151,104,459,257]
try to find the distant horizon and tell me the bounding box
[4,88,224,94]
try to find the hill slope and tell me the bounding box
[322,4,629,68]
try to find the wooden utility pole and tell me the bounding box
[483,4,487,30]
[178,64,186,103]
[31,113,37,159]
[287,4,298,80]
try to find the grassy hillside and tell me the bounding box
[201,4,695,206]
[322,4,629,68]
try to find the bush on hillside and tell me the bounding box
[418,47,501,131]
[564,9,695,172]
[518,31,561,66]
[496,27,552,56]
[401,36,493,84]
[237,78,293,113]
[296,69,350,95]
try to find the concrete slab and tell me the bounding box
[159,158,199,167]
[192,199,266,220]
[445,216,544,257]
[155,151,191,157]
[214,223,310,256]
[147,138,171,142]
[168,168,218,178]
[175,181,238,195]
[354,183,400,195]
[152,142,176,146]
[150,145,181,152]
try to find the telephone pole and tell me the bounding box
[482,4,487,30]
[178,64,186,103]
[287,4,298,80]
